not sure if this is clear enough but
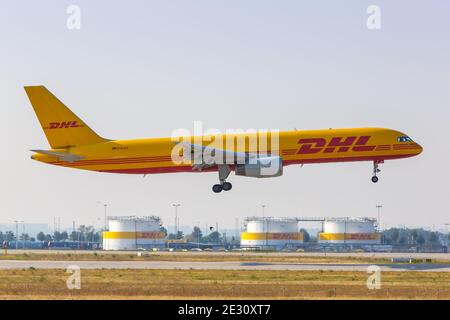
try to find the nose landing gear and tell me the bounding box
[371,160,383,183]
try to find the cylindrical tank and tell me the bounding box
[102,216,165,250]
[318,218,380,244]
[241,217,303,250]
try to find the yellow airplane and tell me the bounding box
[25,86,423,193]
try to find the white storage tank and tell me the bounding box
[102,216,165,250]
[318,218,380,244]
[241,217,303,250]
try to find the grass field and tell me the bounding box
[2,251,450,265]
[0,251,435,264]
[1,268,450,299]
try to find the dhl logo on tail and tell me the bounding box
[44,121,84,130]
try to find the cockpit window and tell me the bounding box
[397,136,413,142]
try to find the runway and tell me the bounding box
[1,260,450,272]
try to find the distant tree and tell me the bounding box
[90,232,100,242]
[382,234,391,244]
[391,229,400,244]
[53,231,62,241]
[410,229,419,244]
[86,231,95,242]
[203,231,221,243]
[167,233,177,240]
[300,229,310,243]
[44,234,53,242]
[30,237,35,242]
[186,226,202,242]
[176,230,184,240]
[77,225,95,242]
[77,225,87,241]
[19,233,30,241]
[417,234,425,245]
[70,231,78,241]
[5,231,15,241]
[159,226,168,237]
[428,232,439,244]
[61,231,68,241]
[382,228,448,247]
[37,232,46,242]
[167,231,184,240]
[0,232,3,242]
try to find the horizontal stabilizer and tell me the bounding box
[31,149,84,163]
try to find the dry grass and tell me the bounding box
[0,252,395,264]
[2,251,449,265]
[0,268,449,300]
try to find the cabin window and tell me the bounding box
[397,136,412,142]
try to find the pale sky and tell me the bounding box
[1,1,449,231]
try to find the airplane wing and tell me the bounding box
[31,149,84,163]
[177,141,263,170]
[175,142,283,192]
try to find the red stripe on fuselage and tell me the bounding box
[97,153,418,175]
[51,156,173,166]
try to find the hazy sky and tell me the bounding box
[1,1,449,232]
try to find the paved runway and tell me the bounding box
[1,260,450,272]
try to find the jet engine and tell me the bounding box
[235,156,283,178]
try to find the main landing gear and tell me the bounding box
[212,165,232,193]
[371,160,383,183]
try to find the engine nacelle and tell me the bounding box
[235,156,283,178]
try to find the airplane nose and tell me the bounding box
[412,142,423,155]
[417,143,423,154]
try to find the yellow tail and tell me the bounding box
[25,86,108,149]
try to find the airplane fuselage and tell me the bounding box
[32,127,422,174]
[25,86,423,191]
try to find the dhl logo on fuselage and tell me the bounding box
[44,121,84,130]
[297,136,375,154]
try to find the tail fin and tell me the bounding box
[24,86,108,149]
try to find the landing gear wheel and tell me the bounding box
[222,182,232,191]
[214,165,232,193]
[212,184,223,193]
[371,161,382,183]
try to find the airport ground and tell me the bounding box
[1,250,450,299]
[2,249,450,264]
